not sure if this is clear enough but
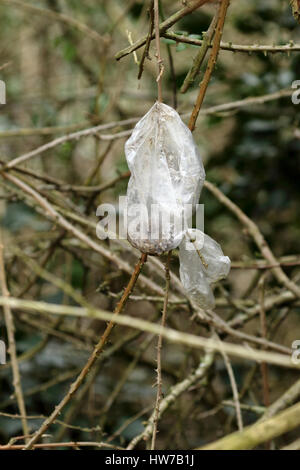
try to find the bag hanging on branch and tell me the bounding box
[179,229,231,309]
[125,102,205,255]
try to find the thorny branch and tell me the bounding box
[188,0,231,131]
[23,253,147,449]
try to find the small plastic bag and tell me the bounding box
[179,229,231,309]
[125,102,205,254]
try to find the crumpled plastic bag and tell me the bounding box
[125,102,205,254]
[179,229,231,309]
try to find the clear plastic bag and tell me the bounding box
[125,102,205,254]
[179,229,231,309]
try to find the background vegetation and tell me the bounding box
[0,0,299,450]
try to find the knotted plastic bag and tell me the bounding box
[125,102,205,254]
[179,229,231,309]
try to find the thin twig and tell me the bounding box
[151,252,171,450]
[258,274,270,447]
[138,0,154,80]
[217,334,243,431]
[163,32,300,54]
[188,0,230,131]
[159,1,177,108]
[0,410,101,434]
[154,0,163,102]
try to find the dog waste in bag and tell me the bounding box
[125,102,205,255]
[179,229,231,309]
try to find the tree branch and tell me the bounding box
[188,0,230,131]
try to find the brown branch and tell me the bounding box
[0,408,102,434]
[138,0,154,80]
[151,252,171,450]
[0,441,123,450]
[154,0,163,102]
[188,0,230,131]
[23,252,147,449]
[159,1,177,108]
